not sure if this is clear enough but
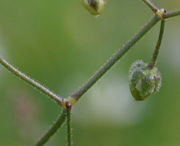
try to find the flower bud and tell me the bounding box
[129,60,161,101]
[82,0,105,16]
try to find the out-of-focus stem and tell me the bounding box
[34,109,67,146]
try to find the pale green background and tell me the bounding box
[0,0,179,145]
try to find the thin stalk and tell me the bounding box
[164,10,180,19]
[142,0,158,12]
[34,109,67,146]
[70,15,160,101]
[148,20,165,68]
[0,58,65,106]
[66,109,72,146]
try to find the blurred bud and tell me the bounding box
[82,0,105,16]
[129,60,161,101]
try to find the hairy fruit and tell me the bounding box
[129,60,161,101]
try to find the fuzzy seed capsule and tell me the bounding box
[82,0,105,16]
[129,60,161,101]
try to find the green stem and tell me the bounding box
[70,15,160,100]
[66,109,72,146]
[142,0,158,12]
[148,20,165,68]
[0,58,65,106]
[34,109,67,146]
[164,10,180,18]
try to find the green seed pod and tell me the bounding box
[82,0,105,16]
[129,60,161,101]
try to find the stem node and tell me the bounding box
[156,8,166,19]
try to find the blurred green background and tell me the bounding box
[0,0,179,145]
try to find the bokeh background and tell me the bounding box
[0,0,179,145]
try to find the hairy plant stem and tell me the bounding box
[34,109,67,146]
[0,58,65,106]
[70,15,160,101]
[148,20,165,68]
[142,0,158,12]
